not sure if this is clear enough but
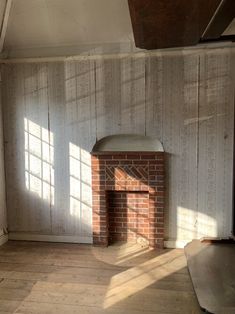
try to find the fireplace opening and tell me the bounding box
[107,191,150,245]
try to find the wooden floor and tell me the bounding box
[0,241,201,314]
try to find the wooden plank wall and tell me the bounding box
[0,78,6,237]
[1,47,234,245]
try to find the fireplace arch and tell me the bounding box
[92,134,164,153]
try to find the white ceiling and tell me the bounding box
[1,0,235,58]
[3,0,134,57]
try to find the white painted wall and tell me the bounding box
[0,76,7,245]
[1,47,235,246]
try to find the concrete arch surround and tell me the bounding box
[92,134,164,153]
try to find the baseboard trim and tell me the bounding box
[8,232,92,244]
[0,233,8,246]
[164,239,191,249]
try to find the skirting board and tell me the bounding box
[164,239,191,249]
[8,233,190,248]
[8,232,92,244]
[0,233,8,246]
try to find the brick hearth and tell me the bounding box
[91,152,165,249]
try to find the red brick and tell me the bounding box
[105,160,120,165]
[133,161,148,165]
[126,154,141,160]
[141,153,156,159]
[98,155,113,159]
[111,154,127,160]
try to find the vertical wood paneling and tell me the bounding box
[145,54,198,241]
[95,58,122,139]
[48,62,68,234]
[161,55,185,241]
[3,63,52,232]
[198,50,234,238]
[36,63,52,231]
[3,64,29,231]
[1,64,17,231]
[24,63,51,232]
[120,56,146,134]
[65,60,96,237]
[2,65,15,230]
[0,75,6,233]
[145,55,163,140]
[172,54,199,242]
[1,48,234,243]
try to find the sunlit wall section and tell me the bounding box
[64,60,94,239]
[69,143,81,218]
[24,118,54,206]
[176,206,197,241]
[69,143,92,236]
[177,206,217,242]
[196,212,218,238]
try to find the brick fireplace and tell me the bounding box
[91,152,165,249]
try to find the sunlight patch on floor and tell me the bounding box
[102,248,185,309]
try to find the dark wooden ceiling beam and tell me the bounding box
[200,34,235,44]
[202,0,235,40]
[128,0,223,49]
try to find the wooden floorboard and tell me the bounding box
[0,241,202,313]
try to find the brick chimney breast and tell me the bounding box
[91,151,165,249]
